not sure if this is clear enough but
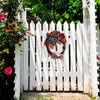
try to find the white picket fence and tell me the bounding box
[14,20,99,99]
[19,21,91,92]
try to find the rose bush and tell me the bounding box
[0,0,27,79]
[0,0,28,99]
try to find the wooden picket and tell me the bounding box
[63,21,69,91]
[23,35,28,90]
[76,22,83,91]
[56,21,63,91]
[30,21,35,90]
[23,21,88,92]
[42,21,49,91]
[49,21,56,91]
[70,22,76,91]
[36,22,42,91]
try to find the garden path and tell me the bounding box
[21,92,91,100]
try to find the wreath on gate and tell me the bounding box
[44,31,67,59]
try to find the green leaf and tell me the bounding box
[65,13,69,19]
[0,4,2,8]
[73,9,76,13]
[69,0,73,3]
[69,6,72,9]
[59,18,63,23]
[19,24,24,30]
[63,12,69,19]
[3,0,9,2]
[74,20,79,24]
[96,0,100,4]
[0,23,2,27]
[2,28,5,31]
[55,13,60,20]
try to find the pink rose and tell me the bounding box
[0,13,5,21]
[4,66,13,75]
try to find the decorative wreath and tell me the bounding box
[44,31,67,59]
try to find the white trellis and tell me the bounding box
[82,0,98,96]
[14,0,99,100]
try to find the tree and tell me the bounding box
[23,0,100,23]
[23,0,82,23]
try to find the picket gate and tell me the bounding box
[21,21,91,92]
[14,0,99,99]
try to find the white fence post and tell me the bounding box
[14,44,21,100]
[90,0,98,97]
[20,44,24,93]
[23,9,29,91]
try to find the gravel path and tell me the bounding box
[21,92,91,100]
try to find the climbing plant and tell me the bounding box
[0,0,26,78]
[0,0,27,99]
